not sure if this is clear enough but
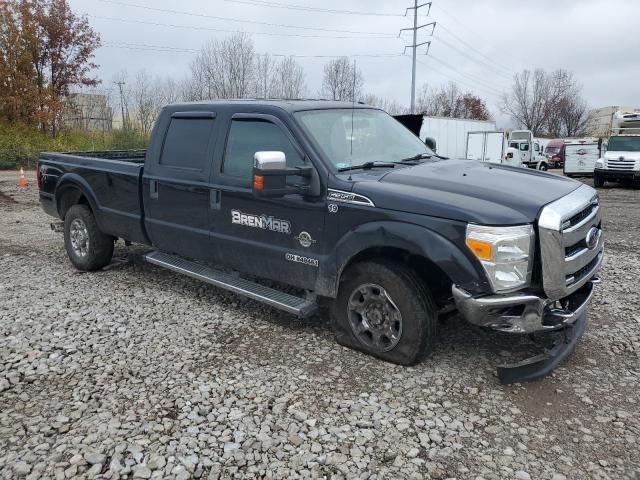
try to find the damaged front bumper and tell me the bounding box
[452,280,596,334]
[452,279,599,383]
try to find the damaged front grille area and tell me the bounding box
[538,185,604,300]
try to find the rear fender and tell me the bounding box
[55,173,103,228]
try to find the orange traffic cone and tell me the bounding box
[17,167,28,187]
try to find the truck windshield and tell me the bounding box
[544,146,561,154]
[607,136,640,152]
[294,109,432,169]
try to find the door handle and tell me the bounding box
[210,189,221,210]
[150,180,158,199]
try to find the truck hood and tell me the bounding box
[353,160,581,225]
[604,150,640,161]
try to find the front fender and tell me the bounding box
[317,220,490,297]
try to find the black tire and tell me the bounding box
[64,204,114,271]
[332,259,438,366]
[594,173,605,188]
[538,162,548,171]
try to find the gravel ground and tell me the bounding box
[0,169,639,480]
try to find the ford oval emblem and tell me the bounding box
[585,227,600,250]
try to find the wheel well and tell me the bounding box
[340,247,453,307]
[57,186,90,219]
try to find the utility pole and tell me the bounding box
[400,2,436,114]
[114,81,127,131]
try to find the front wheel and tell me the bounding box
[64,204,114,271]
[538,162,548,171]
[332,259,438,365]
[594,173,605,188]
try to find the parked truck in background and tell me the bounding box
[38,100,603,383]
[544,139,566,169]
[465,130,508,164]
[394,114,496,159]
[509,130,549,170]
[594,134,640,187]
[563,138,602,178]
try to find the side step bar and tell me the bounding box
[144,251,318,318]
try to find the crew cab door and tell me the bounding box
[209,113,326,290]
[143,111,218,259]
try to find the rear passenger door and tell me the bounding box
[143,111,218,259]
[209,112,326,290]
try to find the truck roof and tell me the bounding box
[165,99,379,113]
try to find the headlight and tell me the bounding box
[595,159,604,168]
[466,224,534,293]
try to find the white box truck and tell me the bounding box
[418,116,497,159]
[466,131,508,164]
[563,138,602,177]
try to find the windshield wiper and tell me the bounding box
[338,161,397,172]
[397,153,433,163]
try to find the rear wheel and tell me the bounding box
[594,173,605,188]
[64,205,114,271]
[332,259,438,365]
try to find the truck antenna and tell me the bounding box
[348,59,356,181]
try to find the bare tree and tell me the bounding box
[500,69,552,135]
[272,56,306,99]
[128,70,159,135]
[321,57,363,101]
[191,32,255,99]
[559,94,588,137]
[361,93,406,115]
[253,53,277,98]
[501,68,586,136]
[414,82,490,120]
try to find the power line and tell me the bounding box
[430,34,512,80]
[97,0,396,36]
[102,41,407,58]
[416,58,501,99]
[90,14,396,39]
[220,0,408,17]
[436,23,512,74]
[428,55,505,95]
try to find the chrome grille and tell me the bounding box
[538,185,604,300]
[605,158,635,171]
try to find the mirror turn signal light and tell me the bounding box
[253,175,264,191]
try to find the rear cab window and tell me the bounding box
[160,113,217,172]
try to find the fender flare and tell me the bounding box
[316,221,490,297]
[54,173,104,228]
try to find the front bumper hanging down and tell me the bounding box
[452,279,599,384]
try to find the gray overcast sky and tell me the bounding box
[69,0,640,125]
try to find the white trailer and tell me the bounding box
[466,131,508,164]
[418,116,496,159]
[563,138,601,177]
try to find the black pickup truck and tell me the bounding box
[38,100,604,383]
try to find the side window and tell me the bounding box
[534,143,540,152]
[223,119,304,179]
[160,117,215,170]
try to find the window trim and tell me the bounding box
[159,113,217,172]
[219,113,307,186]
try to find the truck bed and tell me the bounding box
[59,149,147,163]
[38,150,148,245]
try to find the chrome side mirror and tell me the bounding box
[254,151,287,170]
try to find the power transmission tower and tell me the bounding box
[400,2,436,114]
[114,81,128,130]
